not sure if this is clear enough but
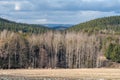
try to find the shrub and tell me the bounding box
[105,43,120,62]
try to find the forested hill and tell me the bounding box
[67,16,120,34]
[1,16,120,34]
[0,16,120,69]
[0,18,51,34]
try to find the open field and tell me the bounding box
[0,69,120,80]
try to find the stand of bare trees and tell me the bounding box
[0,30,104,69]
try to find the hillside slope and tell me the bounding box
[67,16,120,34]
[0,18,51,33]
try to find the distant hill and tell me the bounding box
[52,26,68,30]
[44,24,73,30]
[67,16,120,34]
[1,16,120,33]
[0,18,51,34]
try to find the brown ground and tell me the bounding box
[0,68,120,79]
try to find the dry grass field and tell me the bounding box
[0,68,120,80]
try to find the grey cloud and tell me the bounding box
[0,0,120,24]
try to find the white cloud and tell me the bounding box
[0,1,30,11]
[15,3,21,11]
[35,19,48,24]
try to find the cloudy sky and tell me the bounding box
[0,0,120,24]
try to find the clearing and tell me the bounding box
[0,68,120,80]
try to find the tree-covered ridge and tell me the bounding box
[67,16,120,34]
[0,16,120,69]
[0,18,51,34]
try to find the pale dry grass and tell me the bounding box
[0,68,120,79]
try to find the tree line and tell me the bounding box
[0,18,51,34]
[0,30,105,69]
